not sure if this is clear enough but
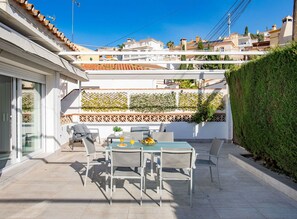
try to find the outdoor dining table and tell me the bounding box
[104,141,195,190]
[108,141,193,151]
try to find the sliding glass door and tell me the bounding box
[21,81,42,156]
[0,75,12,168]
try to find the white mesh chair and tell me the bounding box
[130,126,150,139]
[158,148,196,207]
[149,122,166,135]
[158,122,166,132]
[195,139,224,189]
[110,148,145,205]
[149,132,174,175]
[82,137,105,187]
[151,132,174,142]
[122,132,143,141]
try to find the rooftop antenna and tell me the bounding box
[71,0,80,42]
[228,13,231,36]
[47,15,56,22]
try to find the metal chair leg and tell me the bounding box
[217,163,222,190]
[209,166,213,182]
[140,177,143,206]
[110,177,113,205]
[84,159,90,187]
[159,177,162,207]
[190,171,193,207]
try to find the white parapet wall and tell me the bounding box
[60,121,228,146]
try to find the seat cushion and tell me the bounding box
[72,124,86,134]
[196,159,216,166]
[161,168,191,179]
[81,124,91,134]
[113,167,142,178]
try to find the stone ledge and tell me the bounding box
[229,153,297,202]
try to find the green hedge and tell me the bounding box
[130,93,176,113]
[81,91,128,112]
[179,92,224,111]
[22,92,33,112]
[225,43,297,180]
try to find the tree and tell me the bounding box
[187,63,194,70]
[222,55,234,69]
[166,41,175,49]
[117,44,124,51]
[179,54,187,70]
[179,45,187,70]
[244,26,249,36]
[202,55,222,70]
[197,40,204,50]
[257,34,264,42]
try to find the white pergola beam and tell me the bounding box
[59,51,267,56]
[86,70,226,80]
[73,60,246,64]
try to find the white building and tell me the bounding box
[122,38,164,64]
[0,0,87,169]
[279,15,293,45]
[238,34,258,51]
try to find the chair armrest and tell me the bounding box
[197,152,210,158]
[88,128,99,134]
[88,128,100,142]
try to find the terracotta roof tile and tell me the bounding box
[13,0,78,51]
[81,64,150,71]
[37,14,45,22]
[81,63,166,71]
[31,9,39,17]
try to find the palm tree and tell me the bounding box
[117,44,124,51]
[166,41,174,49]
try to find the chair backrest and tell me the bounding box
[130,126,150,138]
[72,124,90,135]
[111,148,143,168]
[122,132,143,141]
[159,122,166,132]
[161,148,195,169]
[151,132,174,142]
[82,137,96,156]
[209,139,224,157]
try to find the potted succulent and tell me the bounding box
[113,126,123,136]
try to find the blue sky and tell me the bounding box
[30,0,293,49]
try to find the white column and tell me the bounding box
[226,84,233,142]
[45,72,61,152]
[78,80,82,114]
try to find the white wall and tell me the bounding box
[45,73,62,152]
[60,121,228,146]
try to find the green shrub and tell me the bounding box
[130,93,176,113]
[226,43,297,181]
[179,92,224,112]
[22,92,34,112]
[81,91,128,112]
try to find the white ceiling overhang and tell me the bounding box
[0,23,88,81]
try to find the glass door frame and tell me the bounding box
[16,79,45,161]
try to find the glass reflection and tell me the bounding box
[22,81,41,156]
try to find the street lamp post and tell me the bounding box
[71,0,80,42]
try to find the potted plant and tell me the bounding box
[113,126,123,136]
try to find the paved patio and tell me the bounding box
[0,142,297,219]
